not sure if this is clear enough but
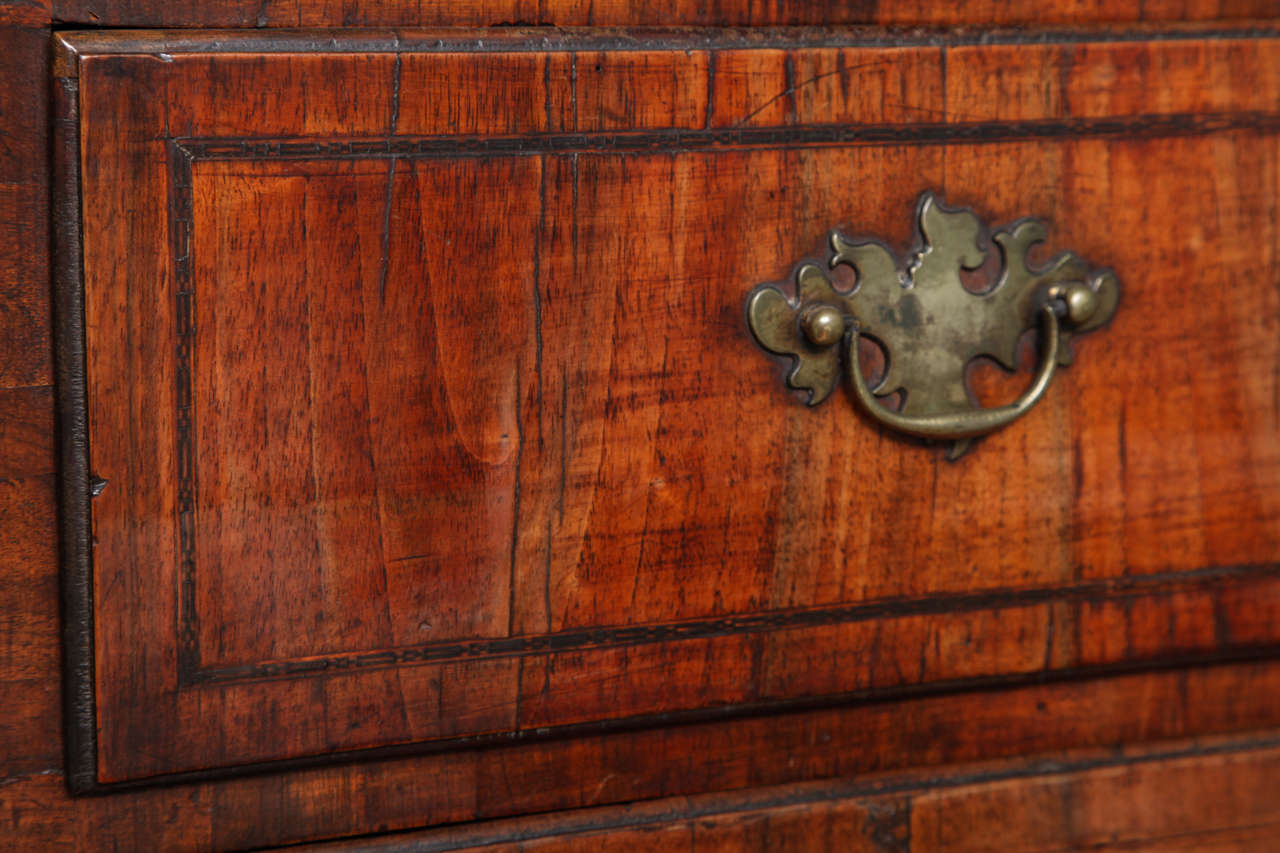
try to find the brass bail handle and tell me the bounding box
[845,301,1060,441]
[746,193,1120,460]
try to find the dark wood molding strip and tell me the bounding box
[52,23,1280,65]
[52,59,96,795]
[172,114,1280,162]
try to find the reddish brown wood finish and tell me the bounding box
[63,30,1280,784]
[0,0,55,800]
[0,23,50,389]
[7,661,1280,849]
[294,734,1280,852]
[0,11,1268,851]
[0,386,54,479]
[48,0,1280,28]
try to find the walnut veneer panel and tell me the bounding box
[60,29,1280,785]
[294,733,1280,852]
[48,0,1280,28]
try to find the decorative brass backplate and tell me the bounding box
[746,193,1119,459]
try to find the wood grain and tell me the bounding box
[8,662,1280,849]
[291,734,1280,852]
[0,386,54,479]
[0,25,49,388]
[0,0,46,27]
[0,4,1265,851]
[63,29,1280,783]
[0,475,61,781]
[0,16,1267,852]
[48,0,1280,28]
[0,6,57,805]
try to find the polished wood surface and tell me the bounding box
[64,29,1280,784]
[0,3,1273,848]
[0,21,50,389]
[295,733,1280,852]
[6,663,1280,849]
[48,0,1280,28]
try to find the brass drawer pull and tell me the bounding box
[747,193,1119,459]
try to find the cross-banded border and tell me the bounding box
[167,109,1280,687]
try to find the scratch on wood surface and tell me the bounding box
[733,60,891,127]
[378,51,401,303]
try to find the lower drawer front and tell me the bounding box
[61,28,1280,785]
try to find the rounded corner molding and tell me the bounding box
[746,191,1120,460]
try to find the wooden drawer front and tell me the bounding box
[60,29,1280,786]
